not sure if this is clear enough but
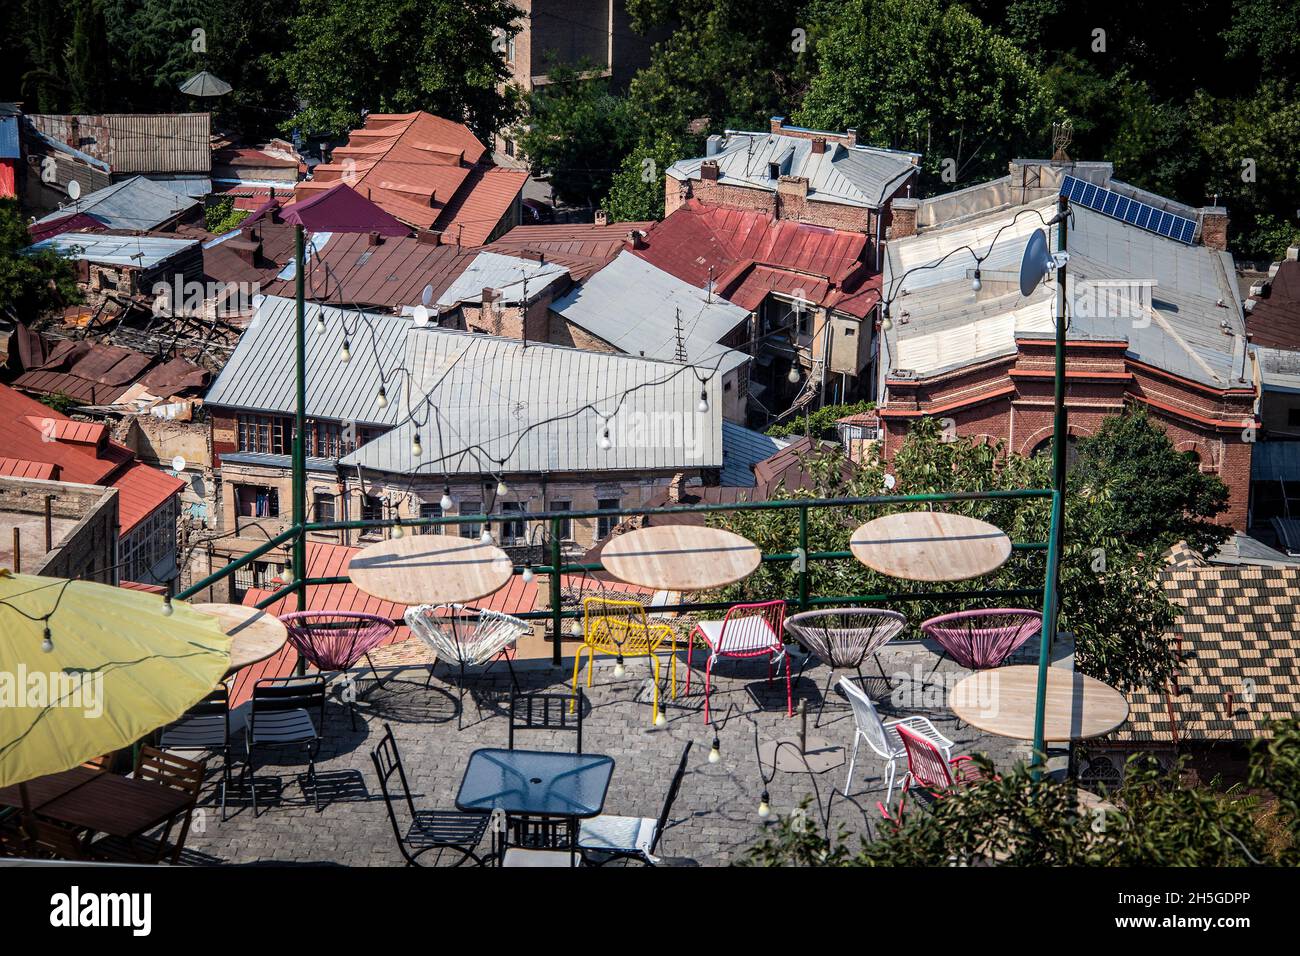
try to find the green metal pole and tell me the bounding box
[293,226,307,616]
[1031,193,1070,773]
[798,504,809,611]
[550,516,563,666]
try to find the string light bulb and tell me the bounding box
[787,363,801,384]
[599,424,612,451]
[161,596,174,617]
[613,656,626,679]
[278,564,294,585]
[496,478,509,497]
[391,518,404,539]
[339,338,351,363]
[410,433,422,458]
[41,625,54,653]
[697,387,709,413]
[315,309,326,335]
[708,736,721,764]
[971,268,982,292]
[758,791,771,819]
[440,486,454,511]
[376,384,388,409]
[480,527,493,544]
[521,565,535,584]
[654,711,666,727]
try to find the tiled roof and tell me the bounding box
[0,384,181,533]
[485,221,654,281]
[633,201,880,318]
[1109,552,1300,743]
[297,111,524,243]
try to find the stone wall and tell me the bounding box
[0,476,119,582]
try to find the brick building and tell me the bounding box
[878,160,1255,528]
[665,117,919,267]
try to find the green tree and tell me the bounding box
[273,0,522,139]
[517,65,637,210]
[766,400,874,440]
[0,198,82,321]
[796,0,1057,188]
[603,131,692,223]
[64,0,111,113]
[1248,719,1300,863]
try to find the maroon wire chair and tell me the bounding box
[280,611,396,729]
[685,600,789,723]
[877,724,993,826]
[919,608,1042,674]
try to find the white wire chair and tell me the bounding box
[838,676,953,803]
[405,604,531,728]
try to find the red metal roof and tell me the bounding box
[1247,260,1300,350]
[485,221,655,281]
[295,111,524,244]
[0,456,58,480]
[632,200,880,318]
[28,212,107,243]
[0,384,182,533]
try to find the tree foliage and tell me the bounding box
[0,199,81,321]
[604,131,693,223]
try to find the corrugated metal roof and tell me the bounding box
[668,131,917,208]
[1251,441,1300,481]
[32,176,199,232]
[720,421,788,486]
[882,197,1248,388]
[26,113,211,173]
[341,322,724,476]
[551,251,751,373]
[204,296,408,426]
[26,231,199,268]
[0,116,18,159]
[485,221,654,281]
[435,251,568,308]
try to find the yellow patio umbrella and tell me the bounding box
[0,570,231,790]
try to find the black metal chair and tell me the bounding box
[371,723,489,866]
[498,812,580,867]
[158,684,232,820]
[243,675,326,815]
[508,689,583,754]
[579,741,692,865]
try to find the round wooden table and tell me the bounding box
[600,525,760,592]
[949,665,1129,741]
[192,602,288,675]
[348,533,514,606]
[850,511,1011,582]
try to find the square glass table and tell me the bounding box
[455,748,614,819]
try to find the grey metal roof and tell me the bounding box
[218,451,339,474]
[33,176,199,231]
[551,251,751,375]
[341,321,723,477]
[1209,532,1300,568]
[881,197,1248,390]
[26,232,199,268]
[436,251,568,308]
[668,130,918,209]
[203,295,408,427]
[1252,441,1300,482]
[720,421,788,487]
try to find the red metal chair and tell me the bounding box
[877,724,992,824]
[685,600,789,723]
[280,611,396,729]
[919,608,1042,671]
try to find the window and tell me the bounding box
[361,495,384,522]
[418,502,442,534]
[235,485,279,518]
[305,420,346,459]
[500,501,527,545]
[236,415,289,455]
[233,559,279,597]
[119,497,177,584]
[313,491,335,523]
[795,306,812,337]
[459,500,483,539]
[550,500,572,541]
[596,498,621,540]
[1289,408,1300,428]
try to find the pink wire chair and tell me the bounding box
[919,608,1042,671]
[685,600,789,723]
[877,724,992,825]
[280,611,396,729]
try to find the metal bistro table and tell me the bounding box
[455,748,614,862]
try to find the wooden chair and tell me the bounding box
[13,818,92,861]
[92,746,206,864]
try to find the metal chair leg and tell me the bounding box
[813,667,836,729]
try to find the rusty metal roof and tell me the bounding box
[26,113,212,173]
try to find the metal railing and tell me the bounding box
[178,488,1054,666]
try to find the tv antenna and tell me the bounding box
[1051,120,1073,163]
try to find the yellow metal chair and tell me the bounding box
[572,597,677,725]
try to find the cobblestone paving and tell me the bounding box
[183,641,1032,866]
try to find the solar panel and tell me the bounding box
[1059,174,1197,245]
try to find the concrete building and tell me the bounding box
[0,474,118,582]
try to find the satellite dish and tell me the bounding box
[412,304,429,326]
[171,455,186,472]
[421,284,434,308]
[66,179,81,201]
[1019,229,1055,298]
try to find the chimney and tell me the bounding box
[594,209,608,227]
[769,116,786,134]
[625,229,647,250]
[1200,206,1229,252]
[518,249,545,263]
[667,473,685,503]
[810,137,827,155]
[705,134,723,157]
[417,229,441,245]
[846,128,858,147]
[699,160,719,182]
[367,231,384,247]
[776,175,808,199]
[889,197,920,240]
[482,288,501,311]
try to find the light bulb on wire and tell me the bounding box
[496,478,509,497]
[391,519,404,539]
[315,310,326,335]
[440,486,454,511]
[613,656,626,679]
[971,268,982,292]
[41,625,54,653]
[480,527,493,545]
[410,433,422,458]
[339,338,351,363]
[758,791,771,820]
[787,363,801,384]
[654,711,666,728]
[697,387,709,413]
[599,424,612,451]
[376,384,388,409]
[708,736,721,763]
[161,596,174,618]
[522,565,535,584]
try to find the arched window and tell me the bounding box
[1030,435,1079,471]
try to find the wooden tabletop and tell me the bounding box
[949,665,1129,741]
[0,767,191,840]
[0,765,100,810]
[348,533,514,606]
[600,525,761,592]
[850,511,1012,582]
[192,602,288,674]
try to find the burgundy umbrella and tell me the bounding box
[280,182,409,236]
